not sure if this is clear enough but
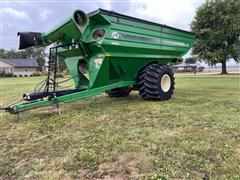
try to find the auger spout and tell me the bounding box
[18,10,88,49]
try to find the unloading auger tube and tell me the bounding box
[1,8,195,114]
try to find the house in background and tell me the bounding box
[0,59,39,77]
[171,63,204,73]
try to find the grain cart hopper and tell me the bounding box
[1,9,195,114]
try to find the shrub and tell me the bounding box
[0,72,13,77]
[56,73,64,78]
[40,71,48,76]
[32,72,41,76]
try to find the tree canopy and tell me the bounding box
[0,47,47,70]
[191,0,240,74]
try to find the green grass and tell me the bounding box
[0,76,240,179]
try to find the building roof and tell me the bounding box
[172,63,198,67]
[0,59,39,68]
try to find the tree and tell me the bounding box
[58,56,68,72]
[0,49,17,58]
[191,0,240,74]
[185,57,197,64]
[18,47,47,70]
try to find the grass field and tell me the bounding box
[0,75,240,179]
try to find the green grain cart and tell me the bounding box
[2,9,195,114]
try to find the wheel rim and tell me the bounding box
[161,74,171,92]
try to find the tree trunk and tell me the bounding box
[221,60,227,74]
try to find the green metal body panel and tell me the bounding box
[4,9,195,114]
[10,81,135,113]
[43,9,195,90]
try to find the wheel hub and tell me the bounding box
[161,74,171,92]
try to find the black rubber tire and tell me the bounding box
[137,64,175,100]
[106,87,131,97]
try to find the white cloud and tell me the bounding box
[39,9,50,21]
[100,1,112,10]
[128,0,199,30]
[2,7,31,22]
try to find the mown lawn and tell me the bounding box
[0,76,240,179]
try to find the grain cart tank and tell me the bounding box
[2,9,195,114]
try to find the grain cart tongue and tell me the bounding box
[1,9,195,114]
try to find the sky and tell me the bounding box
[0,0,204,50]
[0,0,238,65]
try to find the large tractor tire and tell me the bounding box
[106,87,131,97]
[137,64,175,100]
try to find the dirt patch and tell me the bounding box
[87,152,152,180]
